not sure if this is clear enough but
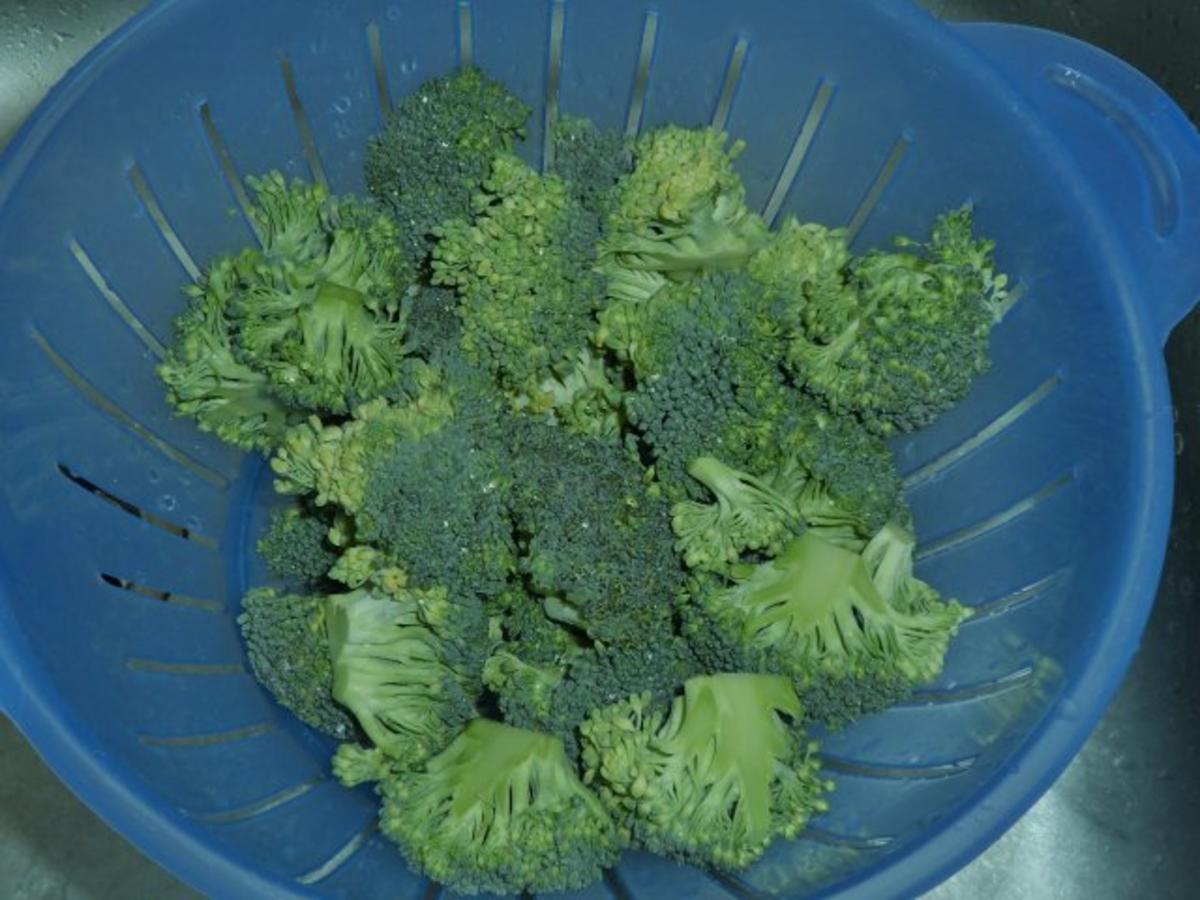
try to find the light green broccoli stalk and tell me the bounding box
[703,531,969,688]
[326,584,488,770]
[581,674,831,870]
[672,456,801,571]
[378,719,620,895]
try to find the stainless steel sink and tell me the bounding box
[1,1,1196,897]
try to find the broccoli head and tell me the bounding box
[331,742,393,788]
[158,271,299,452]
[552,115,632,215]
[599,125,769,294]
[523,348,627,441]
[581,674,831,870]
[784,208,1009,435]
[698,531,969,719]
[326,584,489,769]
[237,588,354,739]
[486,589,697,757]
[607,271,787,497]
[378,718,620,895]
[768,395,906,534]
[506,419,684,645]
[365,68,530,262]
[233,173,414,413]
[355,415,516,598]
[432,153,604,390]
[671,456,801,571]
[258,505,338,584]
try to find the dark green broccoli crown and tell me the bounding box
[258,505,338,585]
[379,718,620,895]
[506,419,685,645]
[611,271,786,498]
[365,68,530,262]
[580,674,831,870]
[237,588,354,739]
[357,417,516,599]
[767,393,906,533]
[400,284,463,365]
[487,597,697,757]
[552,115,632,214]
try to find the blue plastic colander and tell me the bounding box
[2,1,1198,897]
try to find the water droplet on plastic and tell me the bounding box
[399,58,418,75]
[147,468,161,484]
[386,5,402,21]
[158,494,177,512]
[332,95,351,114]
[333,121,349,140]
[185,515,202,531]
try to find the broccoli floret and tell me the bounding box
[378,718,620,895]
[486,598,697,758]
[233,174,413,412]
[258,506,338,584]
[781,208,1008,435]
[769,396,906,534]
[483,649,563,726]
[607,271,786,497]
[506,420,684,645]
[748,218,853,324]
[671,456,801,571]
[160,172,414,442]
[581,674,831,869]
[552,115,632,214]
[237,588,354,739]
[332,742,393,787]
[697,531,969,716]
[365,68,530,263]
[270,387,457,513]
[356,416,516,598]
[326,584,489,769]
[399,285,463,364]
[524,348,627,440]
[158,273,299,452]
[599,125,769,293]
[432,153,604,390]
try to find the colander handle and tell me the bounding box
[958,22,1200,345]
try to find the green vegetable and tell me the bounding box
[432,153,605,390]
[376,719,620,895]
[762,208,1009,435]
[581,674,831,869]
[693,529,971,723]
[157,71,1008,894]
[257,506,338,585]
[237,588,353,739]
[159,172,415,449]
[365,68,530,263]
[326,583,489,769]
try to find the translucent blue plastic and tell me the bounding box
[1,1,1198,897]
